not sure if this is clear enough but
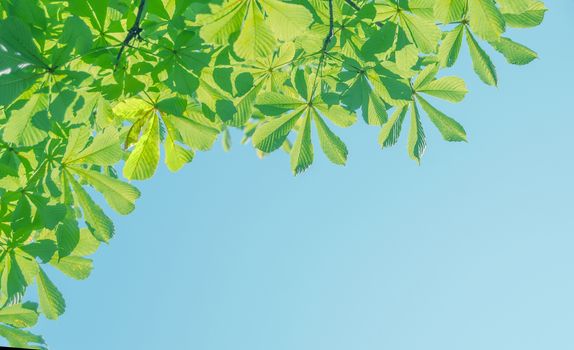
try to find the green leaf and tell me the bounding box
[67,0,109,31]
[363,88,388,126]
[499,0,546,28]
[165,115,220,151]
[37,268,66,320]
[69,228,101,257]
[51,256,93,280]
[262,0,313,41]
[123,114,161,181]
[256,92,305,116]
[417,95,467,142]
[0,69,40,106]
[399,12,441,53]
[0,17,46,67]
[164,134,195,172]
[413,64,439,91]
[222,128,232,152]
[252,108,304,152]
[0,325,45,350]
[0,303,39,328]
[230,83,263,126]
[3,94,48,146]
[313,110,348,165]
[438,24,464,67]
[62,127,90,162]
[407,102,426,163]
[466,28,497,86]
[51,16,93,66]
[433,0,467,23]
[290,111,313,175]
[314,104,357,128]
[467,0,506,41]
[198,1,248,45]
[417,76,468,103]
[234,2,276,60]
[379,105,408,148]
[69,166,140,215]
[489,37,538,65]
[67,171,114,242]
[64,127,123,166]
[55,210,80,259]
[361,22,397,58]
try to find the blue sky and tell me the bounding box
[31,2,574,349]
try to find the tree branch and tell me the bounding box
[115,0,147,70]
[321,0,334,52]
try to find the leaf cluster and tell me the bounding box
[0,0,545,346]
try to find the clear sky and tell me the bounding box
[30,2,574,349]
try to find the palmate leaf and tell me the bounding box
[117,95,219,179]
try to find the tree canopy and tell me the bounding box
[0,0,545,347]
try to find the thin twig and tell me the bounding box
[322,0,335,52]
[344,0,361,11]
[115,0,147,70]
[310,0,335,99]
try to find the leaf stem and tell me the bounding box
[115,0,147,70]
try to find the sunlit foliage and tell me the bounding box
[0,0,545,347]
